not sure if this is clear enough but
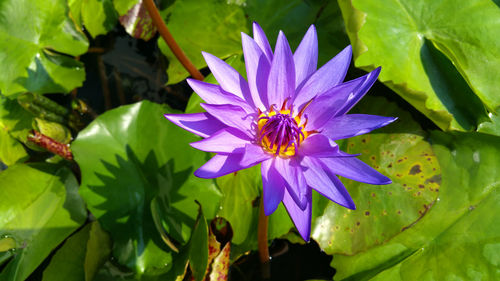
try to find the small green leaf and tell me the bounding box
[188,207,209,281]
[82,0,119,37]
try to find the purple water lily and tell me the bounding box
[165,23,396,241]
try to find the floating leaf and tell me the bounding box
[331,131,500,280]
[72,100,222,277]
[338,0,499,130]
[312,96,440,255]
[0,0,88,96]
[0,163,87,281]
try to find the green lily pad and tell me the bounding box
[338,0,499,131]
[312,96,440,255]
[0,0,88,96]
[72,100,222,277]
[331,131,500,280]
[0,163,87,281]
[160,0,349,84]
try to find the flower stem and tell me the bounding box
[143,0,204,81]
[258,196,271,279]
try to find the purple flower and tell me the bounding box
[165,23,396,241]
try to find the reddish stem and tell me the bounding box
[28,130,73,161]
[143,0,204,81]
[258,196,271,279]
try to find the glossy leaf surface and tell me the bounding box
[312,96,441,255]
[72,100,222,277]
[0,164,87,281]
[338,0,499,131]
[0,0,88,96]
[160,0,349,84]
[331,131,500,280]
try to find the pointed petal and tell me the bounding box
[200,103,255,138]
[241,33,269,110]
[187,79,254,113]
[190,127,251,153]
[302,76,368,130]
[194,153,246,178]
[253,22,273,62]
[202,52,253,104]
[164,112,226,138]
[274,157,307,210]
[261,158,286,215]
[293,25,318,87]
[267,31,295,107]
[334,67,381,116]
[321,114,397,140]
[240,143,272,167]
[319,157,392,185]
[283,187,312,241]
[298,134,340,157]
[301,156,356,209]
[293,45,352,112]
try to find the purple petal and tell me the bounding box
[239,143,272,167]
[298,134,340,157]
[187,79,254,113]
[164,112,226,138]
[241,33,270,110]
[302,76,368,130]
[321,114,397,140]
[274,157,308,210]
[190,127,251,153]
[252,22,273,62]
[293,25,318,87]
[267,31,295,107]
[319,157,392,185]
[261,158,286,215]
[202,51,253,105]
[334,67,381,116]
[200,103,255,138]
[293,45,352,112]
[282,187,312,241]
[194,153,246,178]
[301,156,356,209]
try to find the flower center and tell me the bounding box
[257,108,306,157]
